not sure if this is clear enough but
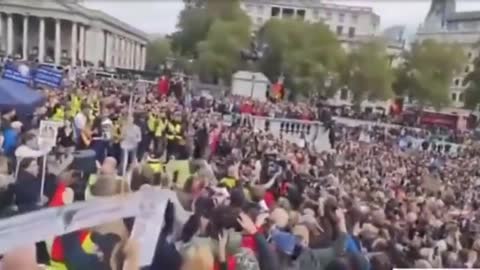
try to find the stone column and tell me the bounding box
[130,41,135,69]
[125,39,129,68]
[6,14,13,56]
[137,44,142,70]
[118,36,122,67]
[0,13,3,51]
[140,45,146,70]
[105,33,112,67]
[54,19,61,65]
[22,16,29,60]
[138,45,142,70]
[79,25,85,66]
[71,21,77,66]
[125,40,130,68]
[127,41,131,69]
[111,35,116,67]
[38,17,45,62]
[120,38,125,68]
[129,41,134,69]
[133,42,138,70]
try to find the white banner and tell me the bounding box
[0,188,184,257]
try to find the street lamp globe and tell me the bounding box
[165,57,174,70]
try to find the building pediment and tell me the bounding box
[0,0,148,42]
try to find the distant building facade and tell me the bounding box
[240,0,380,48]
[416,0,479,108]
[0,0,149,70]
[329,25,406,109]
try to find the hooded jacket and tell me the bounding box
[296,232,348,270]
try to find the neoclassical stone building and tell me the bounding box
[0,0,149,70]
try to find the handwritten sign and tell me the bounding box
[38,120,61,148]
[129,186,167,267]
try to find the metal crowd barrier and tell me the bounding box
[0,187,181,267]
[401,137,463,155]
[245,115,324,144]
[239,115,456,152]
[240,115,413,144]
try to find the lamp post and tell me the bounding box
[250,74,256,98]
[165,57,174,70]
[240,33,268,99]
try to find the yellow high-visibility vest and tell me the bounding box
[147,159,165,174]
[112,121,122,143]
[71,95,81,115]
[220,177,237,189]
[166,122,183,141]
[147,114,158,133]
[51,108,65,122]
[155,119,168,137]
[84,174,98,199]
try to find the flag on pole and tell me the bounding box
[271,74,285,101]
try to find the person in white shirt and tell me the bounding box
[119,115,142,175]
[73,104,89,141]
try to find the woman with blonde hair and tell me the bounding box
[181,243,214,270]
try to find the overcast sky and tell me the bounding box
[83,0,480,35]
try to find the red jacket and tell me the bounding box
[240,102,253,114]
[158,77,170,96]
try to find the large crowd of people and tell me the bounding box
[0,75,478,270]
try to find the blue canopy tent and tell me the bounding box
[0,79,45,114]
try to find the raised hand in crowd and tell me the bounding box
[237,212,258,235]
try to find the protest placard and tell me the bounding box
[38,120,61,148]
[128,186,168,268]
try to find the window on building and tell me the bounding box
[282,8,294,17]
[468,52,473,60]
[465,65,471,73]
[447,23,459,31]
[463,21,479,30]
[337,26,344,35]
[348,27,355,38]
[297,9,306,19]
[271,7,281,17]
[459,93,465,101]
[463,78,469,87]
[451,92,457,101]
[339,13,345,22]
[454,78,460,86]
[352,13,358,23]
